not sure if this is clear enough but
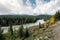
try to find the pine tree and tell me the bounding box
[9,23,13,36]
[0,28,5,40]
[8,22,15,40]
[18,25,24,38]
[54,10,60,20]
[24,28,29,38]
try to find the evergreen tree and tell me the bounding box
[9,23,13,36]
[24,28,29,38]
[18,25,24,38]
[8,22,15,40]
[0,28,5,40]
[54,10,60,20]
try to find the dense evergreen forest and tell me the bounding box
[0,15,51,27]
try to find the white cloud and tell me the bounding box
[0,0,60,15]
[33,0,58,15]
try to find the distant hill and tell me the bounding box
[0,14,51,17]
[37,15,51,17]
[0,14,51,20]
[36,14,51,18]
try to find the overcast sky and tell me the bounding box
[0,0,60,15]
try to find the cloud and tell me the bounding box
[0,3,11,15]
[42,0,51,3]
[0,0,60,15]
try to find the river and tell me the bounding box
[1,19,45,33]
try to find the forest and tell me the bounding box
[0,15,51,27]
[0,15,39,27]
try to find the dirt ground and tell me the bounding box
[51,21,60,40]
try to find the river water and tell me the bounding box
[1,19,44,33]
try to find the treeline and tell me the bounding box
[0,15,40,27]
[54,10,60,21]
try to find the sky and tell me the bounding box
[0,0,60,15]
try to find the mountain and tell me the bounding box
[37,14,51,17]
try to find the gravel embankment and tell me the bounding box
[51,21,60,40]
